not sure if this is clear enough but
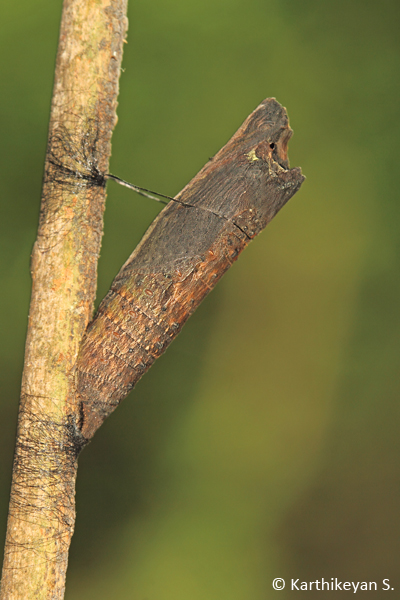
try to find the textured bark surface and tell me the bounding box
[0,1,128,598]
[76,98,304,440]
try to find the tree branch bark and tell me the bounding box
[0,0,128,598]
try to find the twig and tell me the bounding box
[0,1,128,598]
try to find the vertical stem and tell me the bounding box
[0,0,128,598]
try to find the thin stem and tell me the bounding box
[0,1,128,598]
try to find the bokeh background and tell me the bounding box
[1,0,400,598]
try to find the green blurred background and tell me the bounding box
[1,0,400,597]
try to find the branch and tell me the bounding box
[0,1,128,598]
[76,98,304,440]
